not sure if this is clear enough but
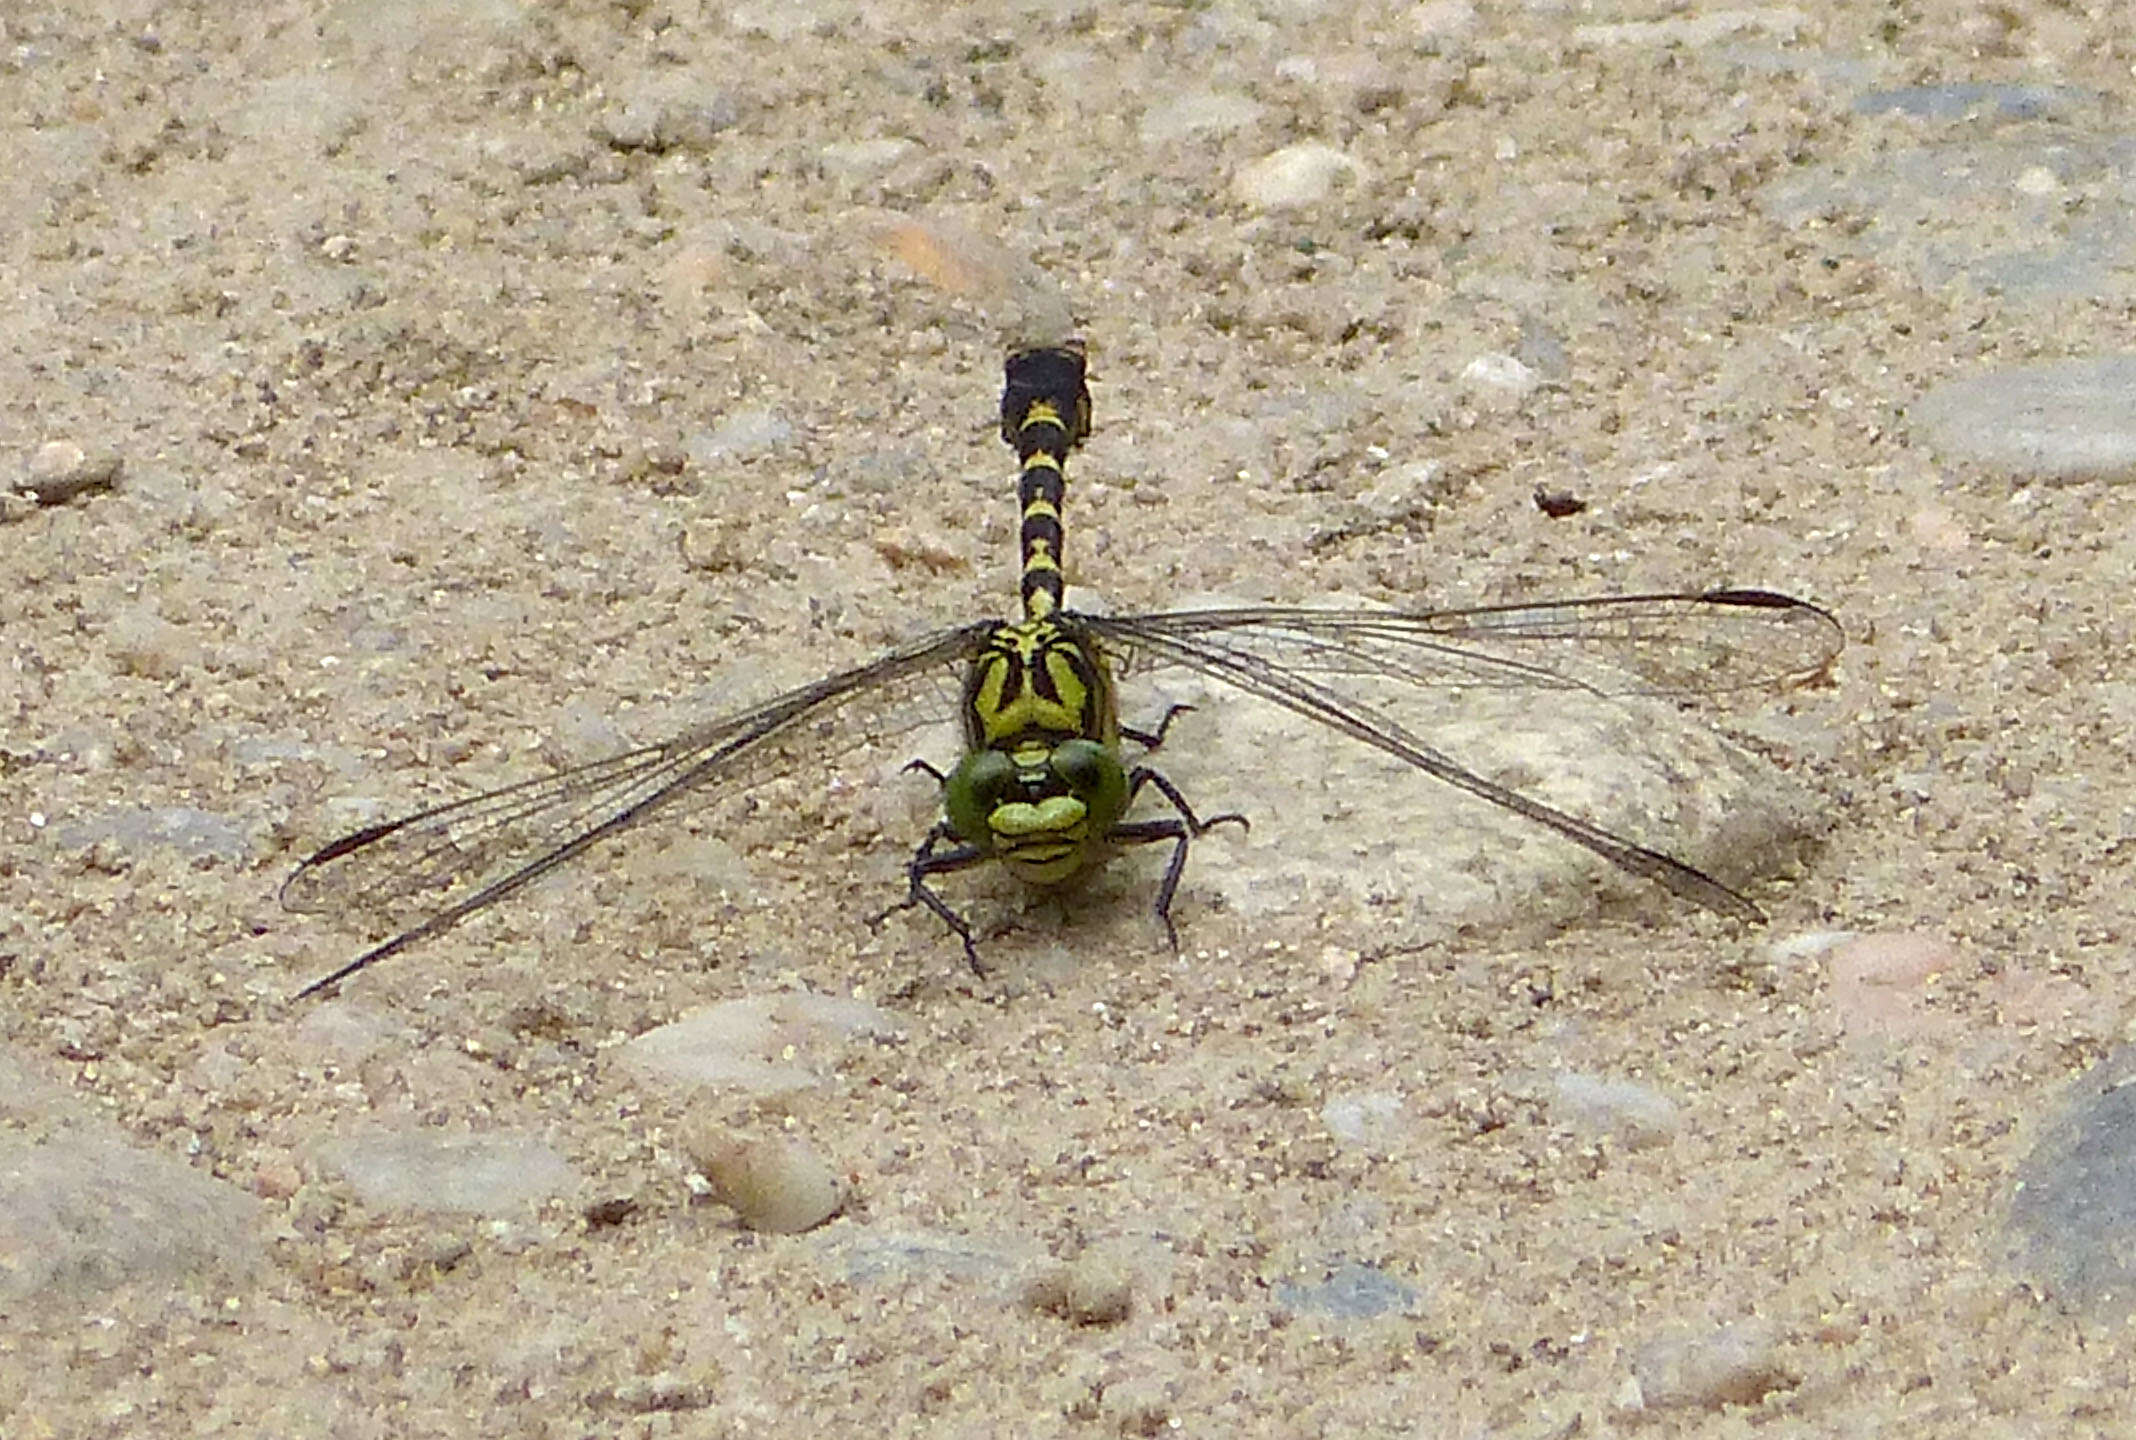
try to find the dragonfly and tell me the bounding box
[282,342,1842,998]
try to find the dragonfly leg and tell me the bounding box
[870,822,990,974]
[1111,766,1250,950]
[1120,703,1196,752]
[1124,765,1249,839]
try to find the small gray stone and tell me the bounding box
[831,1229,1034,1287]
[598,81,738,153]
[1576,8,1805,48]
[1551,1071,1683,1146]
[49,806,255,863]
[1274,1262,1421,1321]
[1139,91,1264,145]
[619,993,895,1094]
[20,441,121,504]
[1321,1090,1404,1145]
[1625,1321,1792,1411]
[818,138,914,180]
[1853,83,2084,122]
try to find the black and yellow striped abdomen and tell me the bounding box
[1000,343,1089,623]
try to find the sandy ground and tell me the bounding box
[6,0,2136,1434]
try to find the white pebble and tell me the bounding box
[1577,8,1805,48]
[819,138,914,180]
[22,440,121,503]
[1025,1250,1135,1326]
[1321,1090,1403,1144]
[1232,143,1367,210]
[1409,0,1479,47]
[619,992,895,1094]
[1461,353,1541,398]
[1139,90,1263,144]
[323,1130,579,1215]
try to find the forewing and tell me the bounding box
[1080,615,1764,918]
[281,622,991,995]
[1093,589,1842,697]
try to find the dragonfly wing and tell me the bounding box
[282,622,992,996]
[1082,616,1774,920]
[1099,589,1842,696]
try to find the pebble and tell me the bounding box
[598,80,738,153]
[1623,1321,1792,1411]
[1550,1071,1682,1146]
[1913,358,2136,484]
[1138,90,1263,145]
[1757,121,2135,306]
[1459,352,1542,401]
[685,1126,843,1234]
[1853,83,2083,122]
[686,408,795,466]
[2009,1045,2136,1319]
[48,806,254,863]
[1576,7,1804,48]
[831,1228,1033,1286]
[1273,1262,1421,1321]
[1821,931,1960,1040]
[598,1373,717,1414]
[819,137,915,180]
[319,1130,579,1215]
[1025,1250,1135,1327]
[107,609,199,679]
[1409,0,1479,49]
[618,992,895,1094]
[20,440,121,504]
[1231,142,1367,210]
[1320,1090,1404,1146]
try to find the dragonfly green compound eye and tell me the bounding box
[284,339,1842,996]
[943,749,1018,851]
[1048,739,1127,821]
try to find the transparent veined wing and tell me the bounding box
[1078,590,1841,919]
[281,621,995,998]
[1093,589,1842,696]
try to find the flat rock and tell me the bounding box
[1914,357,2136,484]
[319,1129,580,1215]
[0,1129,263,1307]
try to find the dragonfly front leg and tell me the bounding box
[871,820,991,975]
[1111,766,1249,950]
[1120,703,1197,752]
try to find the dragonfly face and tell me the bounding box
[945,616,1132,886]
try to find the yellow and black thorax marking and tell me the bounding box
[961,615,1120,752]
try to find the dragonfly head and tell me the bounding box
[944,738,1129,885]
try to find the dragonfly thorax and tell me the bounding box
[961,618,1120,750]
